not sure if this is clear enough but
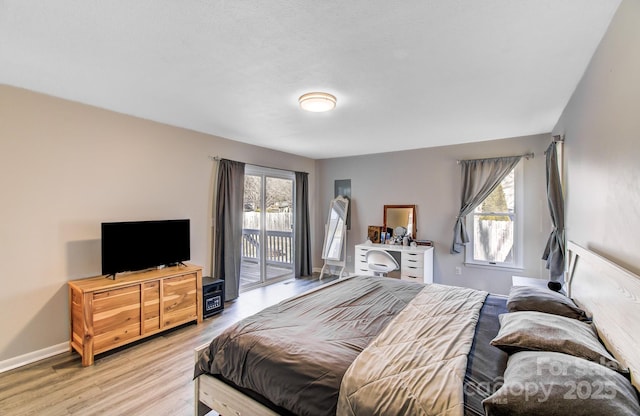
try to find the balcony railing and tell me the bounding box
[242,228,293,267]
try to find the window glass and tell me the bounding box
[467,168,521,268]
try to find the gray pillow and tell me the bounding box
[507,285,588,320]
[483,351,640,416]
[491,311,625,373]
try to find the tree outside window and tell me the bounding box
[470,169,517,266]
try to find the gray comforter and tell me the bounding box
[194,276,424,416]
[338,284,488,416]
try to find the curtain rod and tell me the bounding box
[209,155,309,174]
[553,134,565,142]
[456,152,534,165]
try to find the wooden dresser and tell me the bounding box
[68,264,203,366]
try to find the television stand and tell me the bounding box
[68,264,203,366]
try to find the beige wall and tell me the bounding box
[0,85,316,363]
[552,0,640,275]
[316,134,551,295]
[5,0,638,364]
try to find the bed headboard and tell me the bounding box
[566,241,640,390]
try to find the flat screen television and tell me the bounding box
[101,219,190,277]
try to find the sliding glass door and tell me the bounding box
[240,166,295,290]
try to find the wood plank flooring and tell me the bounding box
[0,274,338,416]
[239,259,293,288]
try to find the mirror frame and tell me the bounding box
[322,196,350,261]
[383,204,417,240]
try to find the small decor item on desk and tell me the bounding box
[393,226,407,238]
[415,239,433,246]
[367,225,383,244]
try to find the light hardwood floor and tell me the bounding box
[0,275,338,416]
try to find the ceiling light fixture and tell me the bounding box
[298,92,337,112]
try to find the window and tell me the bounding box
[465,164,523,269]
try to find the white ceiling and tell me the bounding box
[0,1,621,159]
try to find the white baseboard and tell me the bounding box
[0,342,69,373]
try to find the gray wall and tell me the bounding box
[315,134,551,295]
[552,0,640,275]
[4,0,638,367]
[0,85,317,364]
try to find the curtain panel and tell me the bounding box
[451,156,522,254]
[213,159,245,301]
[294,171,312,277]
[542,141,565,281]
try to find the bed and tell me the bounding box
[193,241,640,415]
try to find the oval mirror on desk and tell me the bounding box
[384,205,416,239]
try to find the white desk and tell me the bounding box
[354,243,434,284]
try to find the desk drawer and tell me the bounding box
[355,247,369,263]
[402,251,424,268]
[401,265,423,276]
[355,260,373,275]
[401,274,423,283]
[355,247,371,275]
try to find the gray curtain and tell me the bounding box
[542,142,565,281]
[294,171,312,277]
[214,159,245,301]
[451,156,522,254]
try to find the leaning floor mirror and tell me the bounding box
[320,195,349,279]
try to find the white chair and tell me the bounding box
[365,250,399,277]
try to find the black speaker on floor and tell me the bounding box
[202,276,224,318]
